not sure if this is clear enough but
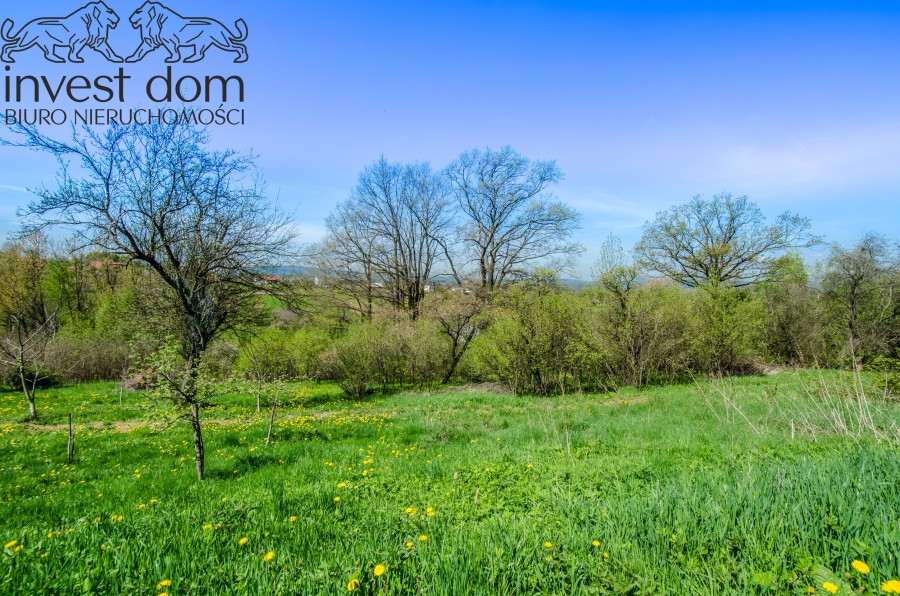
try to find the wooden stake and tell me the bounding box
[67,413,75,463]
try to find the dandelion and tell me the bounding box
[544,542,553,548]
[822,582,838,594]
[238,537,249,546]
[603,552,609,559]
[374,564,386,576]
[851,560,870,574]
[882,580,900,593]
[337,482,348,488]
[347,578,360,591]
[263,551,275,562]
[404,541,414,549]
[156,580,172,590]
[419,535,428,542]
[334,496,341,502]
[158,593,169,596]
[289,516,297,523]
[14,546,22,552]
[4,540,16,549]
[592,540,600,547]
[203,523,212,530]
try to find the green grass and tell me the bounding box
[0,372,898,595]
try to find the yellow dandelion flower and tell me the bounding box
[14,546,22,552]
[347,578,360,591]
[158,593,169,596]
[543,542,553,548]
[334,496,341,502]
[822,582,838,594]
[263,551,275,562]
[592,540,600,547]
[374,564,386,576]
[337,482,348,488]
[851,560,870,574]
[203,523,212,530]
[419,535,428,542]
[238,537,249,546]
[404,541,414,549]
[4,540,16,549]
[603,552,609,559]
[156,580,172,590]
[289,516,297,523]
[882,580,900,593]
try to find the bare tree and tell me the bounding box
[316,200,380,321]
[823,234,899,360]
[421,284,488,383]
[6,121,297,480]
[320,158,452,319]
[635,193,818,288]
[445,146,581,291]
[0,233,56,419]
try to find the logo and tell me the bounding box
[125,2,248,63]
[1,1,248,64]
[1,2,124,63]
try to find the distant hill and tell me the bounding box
[270,265,590,290]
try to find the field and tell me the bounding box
[1,372,898,595]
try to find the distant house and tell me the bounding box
[261,275,284,285]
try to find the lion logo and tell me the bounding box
[125,2,248,63]
[1,2,124,63]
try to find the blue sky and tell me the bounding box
[1,0,898,277]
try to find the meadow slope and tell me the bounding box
[1,372,898,595]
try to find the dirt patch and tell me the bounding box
[434,382,512,395]
[25,420,148,433]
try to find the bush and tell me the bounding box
[468,282,598,395]
[688,286,764,375]
[44,334,131,383]
[236,327,331,382]
[319,318,448,398]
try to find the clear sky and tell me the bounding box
[1,0,898,277]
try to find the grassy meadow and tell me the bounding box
[1,371,898,595]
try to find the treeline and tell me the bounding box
[1,123,896,479]
[0,140,897,401]
[2,219,896,398]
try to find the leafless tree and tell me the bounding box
[823,233,899,360]
[422,284,488,383]
[635,193,818,288]
[5,121,297,480]
[316,200,380,321]
[444,146,582,291]
[0,232,56,419]
[320,158,453,319]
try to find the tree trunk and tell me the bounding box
[19,366,36,420]
[191,401,205,481]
